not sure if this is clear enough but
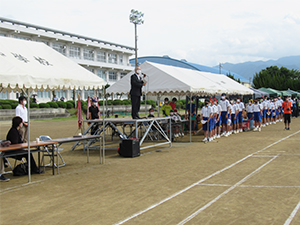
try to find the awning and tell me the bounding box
[0,36,105,93]
[107,61,253,96]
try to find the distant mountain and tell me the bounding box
[221,55,300,82]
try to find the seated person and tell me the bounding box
[0,155,9,182]
[171,110,183,137]
[147,108,155,118]
[161,98,173,116]
[6,116,41,174]
[169,97,177,110]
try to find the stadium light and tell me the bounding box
[129,9,144,67]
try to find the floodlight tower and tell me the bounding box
[129,9,144,68]
[219,62,223,74]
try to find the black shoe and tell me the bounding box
[287,128,290,130]
[0,174,10,182]
[32,169,44,174]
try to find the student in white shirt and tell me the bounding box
[253,99,262,131]
[264,97,270,125]
[214,99,222,138]
[237,98,245,132]
[15,96,28,142]
[230,100,238,134]
[201,99,212,142]
[210,98,218,140]
[260,98,267,127]
[246,100,254,129]
[219,93,230,137]
[269,99,276,124]
[278,96,283,121]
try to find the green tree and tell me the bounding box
[253,66,300,90]
[226,72,241,83]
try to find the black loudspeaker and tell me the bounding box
[119,139,140,157]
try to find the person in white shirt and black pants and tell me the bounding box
[15,96,28,143]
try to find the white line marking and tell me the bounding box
[284,200,300,225]
[178,155,278,225]
[197,183,300,188]
[114,130,300,225]
[240,185,300,188]
[197,183,232,187]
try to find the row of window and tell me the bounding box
[96,70,127,81]
[52,43,124,64]
[0,33,127,65]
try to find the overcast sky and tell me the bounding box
[1,0,299,66]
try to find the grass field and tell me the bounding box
[0,117,299,225]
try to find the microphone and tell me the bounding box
[142,73,146,77]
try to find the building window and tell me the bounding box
[52,43,66,55]
[69,46,81,59]
[54,90,66,99]
[83,49,94,60]
[13,35,31,41]
[37,90,50,99]
[109,71,117,81]
[119,55,123,65]
[108,53,117,64]
[96,51,106,62]
[84,89,95,99]
[120,72,127,79]
[86,67,94,73]
[0,91,8,99]
[97,70,106,81]
[0,33,6,37]
[37,40,50,46]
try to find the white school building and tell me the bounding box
[0,17,135,101]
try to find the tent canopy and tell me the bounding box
[250,87,270,98]
[258,88,282,97]
[285,89,300,98]
[0,36,105,93]
[107,61,253,96]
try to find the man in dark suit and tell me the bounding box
[130,66,147,119]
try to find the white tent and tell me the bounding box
[107,61,253,96]
[0,36,105,182]
[0,36,105,92]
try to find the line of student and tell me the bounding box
[200,94,294,142]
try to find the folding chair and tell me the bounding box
[39,135,65,167]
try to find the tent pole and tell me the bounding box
[102,86,105,164]
[157,94,160,117]
[189,93,192,143]
[25,89,31,182]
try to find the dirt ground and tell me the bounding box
[0,117,299,225]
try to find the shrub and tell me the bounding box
[10,102,19,109]
[1,104,12,109]
[0,100,19,109]
[47,102,58,108]
[112,99,122,105]
[67,100,75,108]
[106,100,112,105]
[122,99,131,105]
[146,100,156,108]
[66,102,73,109]
[39,103,50,108]
[57,101,67,108]
[30,103,39,108]
[0,105,2,109]
[82,103,87,112]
